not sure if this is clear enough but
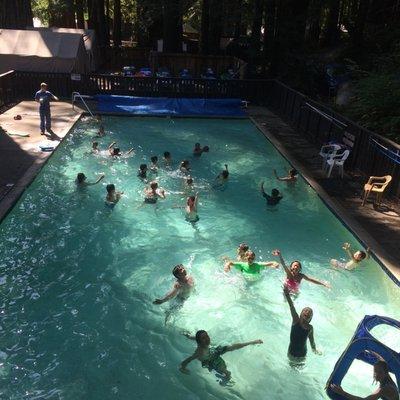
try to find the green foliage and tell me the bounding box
[31,0,49,25]
[345,73,400,141]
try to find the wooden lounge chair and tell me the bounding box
[361,175,392,206]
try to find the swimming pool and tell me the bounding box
[0,116,398,399]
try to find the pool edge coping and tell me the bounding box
[249,116,400,287]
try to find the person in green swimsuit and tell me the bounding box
[224,250,279,277]
[180,330,263,382]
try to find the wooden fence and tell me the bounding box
[1,70,399,197]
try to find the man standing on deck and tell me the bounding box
[34,82,59,135]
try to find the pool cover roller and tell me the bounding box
[326,315,400,400]
[95,95,246,117]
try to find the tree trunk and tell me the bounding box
[113,0,122,48]
[233,0,243,38]
[200,0,210,54]
[305,0,322,47]
[250,0,264,57]
[352,0,371,46]
[75,0,85,29]
[163,0,182,52]
[87,0,94,29]
[323,0,341,46]
[208,0,223,54]
[65,0,76,27]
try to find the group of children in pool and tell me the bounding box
[76,116,374,390]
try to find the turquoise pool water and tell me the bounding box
[0,116,398,400]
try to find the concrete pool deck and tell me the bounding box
[249,105,400,283]
[0,101,83,221]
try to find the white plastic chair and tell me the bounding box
[325,149,350,178]
[319,144,342,170]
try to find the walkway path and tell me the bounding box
[0,101,83,221]
[249,105,400,281]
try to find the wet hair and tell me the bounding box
[151,156,158,163]
[301,307,313,321]
[187,195,195,204]
[150,181,158,189]
[172,264,184,278]
[238,243,249,252]
[139,163,147,171]
[106,184,115,193]
[375,360,389,374]
[163,151,171,158]
[195,330,208,344]
[289,168,298,177]
[290,260,302,271]
[194,143,201,148]
[77,173,85,183]
[203,145,210,152]
[113,148,121,155]
[246,250,256,260]
[271,188,280,197]
[92,141,98,148]
[181,160,189,168]
[186,177,193,185]
[358,251,367,260]
[221,170,229,178]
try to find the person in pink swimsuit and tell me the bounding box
[272,249,330,293]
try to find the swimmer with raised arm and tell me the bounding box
[330,242,370,270]
[330,359,399,400]
[224,250,279,278]
[144,181,166,204]
[261,181,283,206]
[283,286,321,364]
[108,142,135,157]
[153,264,194,305]
[186,192,199,222]
[105,184,123,206]
[76,173,104,187]
[180,330,262,381]
[274,168,298,183]
[272,249,330,293]
[213,164,229,188]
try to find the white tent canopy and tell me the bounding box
[30,27,99,71]
[0,29,89,74]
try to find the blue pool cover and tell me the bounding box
[95,95,246,117]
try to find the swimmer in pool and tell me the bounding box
[137,164,148,181]
[150,156,158,173]
[272,249,330,293]
[184,177,194,192]
[283,286,321,364]
[213,164,229,188]
[180,330,263,382]
[330,242,370,270]
[96,125,105,137]
[105,184,123,205]
[163,151,172,166]
[274,168,298,183]
[76,172,104,186]
[193,143,210,157]
[180,160,191,175]
[260,181,283,206]
[144,181,166,204]
[186,192,199,222]
[91,141,100,154]
[153,264,194,305]
[224,250,279,276]
[108,142,135,157]
[221,242,250,263]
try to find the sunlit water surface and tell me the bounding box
[0,116,398,400]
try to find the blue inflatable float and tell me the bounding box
[326,315,400,400]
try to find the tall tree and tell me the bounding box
[250,0,264,57]
[200,0,210,54]
[75,0,85,29]
[323,0,341,46]
[0,0,33,28]
[208,0,224,54]
[113,0,122,48]
[162,0,182,52]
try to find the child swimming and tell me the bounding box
[185,193,199,222]
[330,242,370,270]
[224,250,279,278]
[150,156,158,173]
[144,181,166,204]
[213,164,229,188]
[236,243,250,261]
[108,142,135,157]
[105,184,123,206]
[137,164,148,181]
[91,141,100,154]
[272,249,330,292]
[193,143,210,157]
[180,160,191,175]
[180,330,262,381]
[260,181,283,206]
[153,264,194,305]
[163,151,172,166]
[283,286,321,364]
[274,168,298,183]
[76,172,104,187]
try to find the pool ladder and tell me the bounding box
[72,92,94,117]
